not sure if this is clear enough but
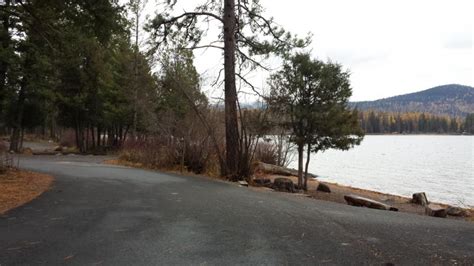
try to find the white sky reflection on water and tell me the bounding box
[289,135,474,207]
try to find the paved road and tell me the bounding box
[1,156,473,265]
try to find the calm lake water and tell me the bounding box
[289,135,474,207]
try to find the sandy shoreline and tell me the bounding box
[254,173,473,222]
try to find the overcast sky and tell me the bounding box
[142,0,473,102]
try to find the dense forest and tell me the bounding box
[358,111,470,134]
[0,0,160,153]
[351,84,474,117]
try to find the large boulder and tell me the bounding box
[272,177,295,193]
[425,204,447,218]
[411,192,429,206]
[344,194,398,211]
[238,180,249,187]
[316,183,331,193]
[446,207,469,217]
[252,178,272,187]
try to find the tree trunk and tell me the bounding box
[131,0,141,137]
[75,124,80,151]
[9,80,26,152]
[297,144,304,189]
[97,126,101,147]
[75,119,85,153]
[223,0,240,179]
[91,126,95,149]
[85,126,90,151]
[20,127,24,150]
[303,143,311,191]
[0,0,11,117]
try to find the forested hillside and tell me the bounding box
[352,84,474,117]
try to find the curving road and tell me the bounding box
[1,156,473,265]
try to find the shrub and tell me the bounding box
[119,135,220,176]
[254,142,278,165]
[120,137,177,169]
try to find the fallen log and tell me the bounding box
[255,162,317,178]
[32,151,59,156]
[344,194,398,211]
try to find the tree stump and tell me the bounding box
[411,192,429,206]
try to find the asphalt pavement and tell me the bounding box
[0,155,473,265]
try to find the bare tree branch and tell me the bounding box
[236,72,268,100]
[159,11,224,25]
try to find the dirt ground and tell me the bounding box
[253,173,473,222]
[0,169,54,215]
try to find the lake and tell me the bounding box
[288,135,474,207]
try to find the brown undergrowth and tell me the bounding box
[0,169,54,215]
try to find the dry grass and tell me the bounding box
[0,169,54,215]
[103,159,145,169]
[104,158,222,179]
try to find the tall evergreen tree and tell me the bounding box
[464,114,474,134]
[269,53,363,190]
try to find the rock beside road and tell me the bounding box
[53,145,63,152]
[446,207,469,217]
[272,177,295,193]
[238,181,249,187]
[252,178,272,187]
[344,194,398,211]
[411,192,429,206]
[425,204,448,218]
[317,183,331,193]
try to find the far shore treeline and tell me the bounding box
[358,111,471,134]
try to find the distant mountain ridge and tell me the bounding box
[351,84,474,117]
